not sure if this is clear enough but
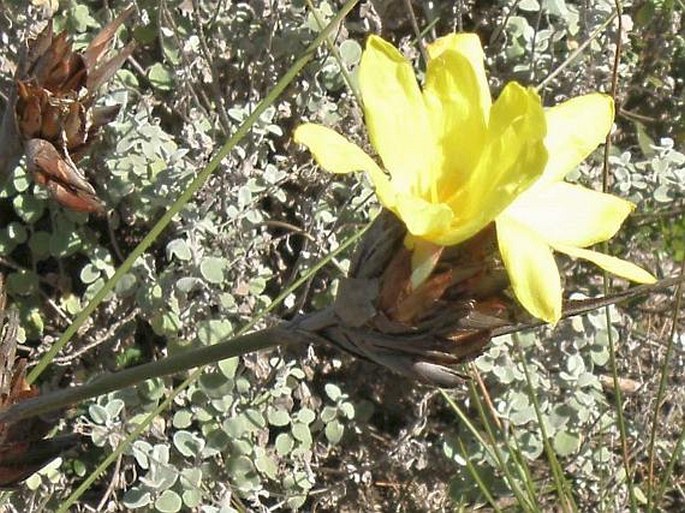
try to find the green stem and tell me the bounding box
[5,324,304,424]
[602,2,638,509]
[304,0,362,106]
[535,12,617,92]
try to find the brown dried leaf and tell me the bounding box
[82,5,135,70]
[25,139,105,214]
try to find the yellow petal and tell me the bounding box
[440,82,547,246]
[359,35,435,197]
[407,237,443,290]
[497,214,562,323]
[542,93,614,183]
[293,123,396,208]
[423,48,488,199]
[394,193,454,241]
[426,33,491,118]
[553,244,657,283]
[506,182,634,247]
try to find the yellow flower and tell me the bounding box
[496,94,657,323]
[294,34,654,325]
[294,34,548,247]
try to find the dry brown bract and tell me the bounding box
[0,276,78,488]
[14,6,136,214]
[299,210,519,387]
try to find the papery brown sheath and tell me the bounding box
[296,209,519,387]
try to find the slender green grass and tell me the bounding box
[457,436,503,512]
[601,2,638,510]
[513,334,578,513]
[442,387,537,512]
[467,380,538,512]
[647,258,685,510]
[55,372,197,513]
[304,0,362,106]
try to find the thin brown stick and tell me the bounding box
[492,275,685,338]
[470,363,502,430]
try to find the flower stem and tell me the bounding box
[4,324,304,424]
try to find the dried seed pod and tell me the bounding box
[14,6,135,213]
[82,6,135,71]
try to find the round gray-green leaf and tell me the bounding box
[13,194,45,223]
[182,489,202,508]
[553,431,580,456]
[275,433,294,456]
[295,408,316,425]
[267,407,291,427]
[167,239,192,261]
[7,270,39,296]
[112,273,136,298]
[339,39,362,65]
[325,420,344,445]
[148,63,175,91]
[173,431,205,458]
[255,453,278,480]
[200,257,225,284]
[291,422,312,447]
[155,490,182,513]
[324,383,342,401]
[197,319,233,345]
[218,357,238,379]
[80,264,101,284]
[227,455,254,477]
[123,487,151,508]
[28,231,50,258]
[12,169,30,192]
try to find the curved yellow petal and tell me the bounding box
[359,35,435,197]
[439,82,547,246]
[423,49,488,199]
[506,182,634,247]
[394,193,454,241]
[497,214,562,323]
[293,123,396,208]
[553,244,657,283]
[542,93,614,184]
[426,33,491,118]
[408,237,443,289]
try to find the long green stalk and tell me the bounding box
[602,2,637,508]
[646,258,685,510]
[2,325,290,423]
[513,334,577,513]
[466,381,537,512]
[55,372,198,513]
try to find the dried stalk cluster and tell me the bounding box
[13,6,135,214]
